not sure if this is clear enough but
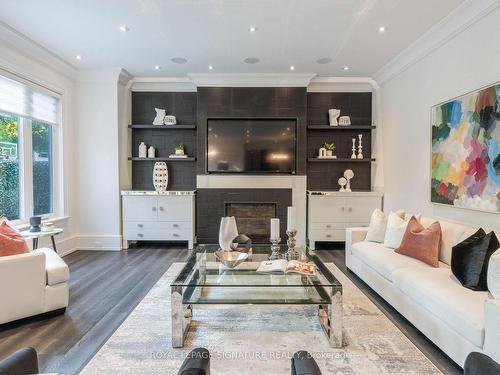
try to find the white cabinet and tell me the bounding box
[122,191,196,248]
[307,191,382,249]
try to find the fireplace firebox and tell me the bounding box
[225,202,277,243]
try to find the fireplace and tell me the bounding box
[196,188,293,244]
[225,202,277,243]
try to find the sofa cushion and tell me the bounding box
[383,213,421,249]
[365,209,404,243]
[487,249,500,299]
[438,219,478,266]
[396,217,441,267]
[0,217,29,257]
[393,266,489,347]
[36,248,69,286]
[351,241,437,282]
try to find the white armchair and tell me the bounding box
[0,248,69,324]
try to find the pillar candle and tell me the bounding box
[287,206,296,232]
[270,218,280,240]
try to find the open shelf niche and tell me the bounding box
[306,92,374,191]
[130,92,197,191]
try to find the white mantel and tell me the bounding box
[197,175,307,246]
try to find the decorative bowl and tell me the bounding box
[215,250,248,269]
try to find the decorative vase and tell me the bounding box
[153,162,168,192]
[153,108,166,125]
[138,142,147,158]
[219,217,239,251]
[148,146,156,158]
[175,149,184,156]
[326,150,333,157]
[328,109,340,126]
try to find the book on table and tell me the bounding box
[256,259,315,275]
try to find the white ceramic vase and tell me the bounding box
[148,146,156,158]
[328,109,340,126]
[153,108,166,125]
[153,162,169,192]
[219,216,239,251]
[138,142,147,158]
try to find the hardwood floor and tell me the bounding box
[0,247,462,375]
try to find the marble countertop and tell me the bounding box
[121,190,196,196]
[307,190,384,196]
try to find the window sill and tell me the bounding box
[14,215,71,231]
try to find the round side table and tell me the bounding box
[20,228,63,252]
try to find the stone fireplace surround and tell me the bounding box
[196,175,307,246]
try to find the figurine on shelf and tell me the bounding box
[148,146,156,158]
[323,142,336,158]
[357,134,363,159]
[338,177,347,192]
[138,142,147,158]
[318,147,327,158]
[153,108,166,126]
[175,144,185,155]
[351,138,357,159]
[339,116,351,126]
[328,109,340,126]
[344,169,354,192]
[164,115,177,125]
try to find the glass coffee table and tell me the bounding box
[171,244,343,348]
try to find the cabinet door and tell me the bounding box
[345,196,381,223]
[309,196,346,223]
[122,196,158,221]
[157,196,193,222]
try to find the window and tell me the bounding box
[0,72,61,223]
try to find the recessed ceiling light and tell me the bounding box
[378,26,386,33]
[290,65,295,71]
[171,57,188,64]
[343,66,350,71]
[208,65,214,70]
[249,26,257,32]
[316,57,332,64]
[119,25,129,32]
[244,57,260,64]
[154,65,160,70]
[76,55,82,60]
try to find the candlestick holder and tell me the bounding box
[285,230,298,260]
[268,238,282,260]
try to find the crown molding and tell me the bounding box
[374,0,500,85]
[188,73,316,87]
[308,76,378,92]
[128,76,197,91]
[0,20,77,81]
[76,68,126,84]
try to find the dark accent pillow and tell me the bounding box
[451,229,499,291]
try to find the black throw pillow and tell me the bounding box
[479,231,500,291]
[451,229,489,290]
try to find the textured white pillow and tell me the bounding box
[383,212,421,249]
[365,209,405,243]
[488,249,500,299]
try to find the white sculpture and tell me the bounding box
[344,169,354,192]
[219,216,239,251]
[153,162,169,192]
[318,147,327,158]
[153,108,166,125]
[339,116,351,126]
[328,109,340,126]
[338,177,347,192]
[148,146,156,158]
[351,138,357,159]
[138,142,147,158]
[357,134,363,159]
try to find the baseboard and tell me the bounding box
[77,235,123,251]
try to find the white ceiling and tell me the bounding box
[0,0,465,77]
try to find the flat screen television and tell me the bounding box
[207,119,296,174]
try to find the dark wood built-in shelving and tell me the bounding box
[307,125,375,130]
[128,124,196,129]
[128,157,196,162]
[307,158,376,163]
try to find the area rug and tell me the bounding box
[81,263,442,374]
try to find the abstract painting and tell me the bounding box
[431,83,500,213]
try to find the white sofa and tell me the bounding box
[346,217,500,368]
[0,248,69,325]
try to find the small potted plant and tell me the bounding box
[175,144,185,156]
[323,142,336,158]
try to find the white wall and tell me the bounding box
[0,25,79,255]
[378,5,500,230]
[75,70,126,250]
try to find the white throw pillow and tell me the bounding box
[383,212,421,249]
[488,249,500,299]
[365,209,405,243]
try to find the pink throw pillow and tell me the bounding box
[0,217,29,257]
[395,216,441,267]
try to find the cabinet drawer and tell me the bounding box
[122,196,158,221]
[157,221,192,230]
[124,228,192,241]
[310,222,346,230]
[124,221,157,231]
[310,229,345,241]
